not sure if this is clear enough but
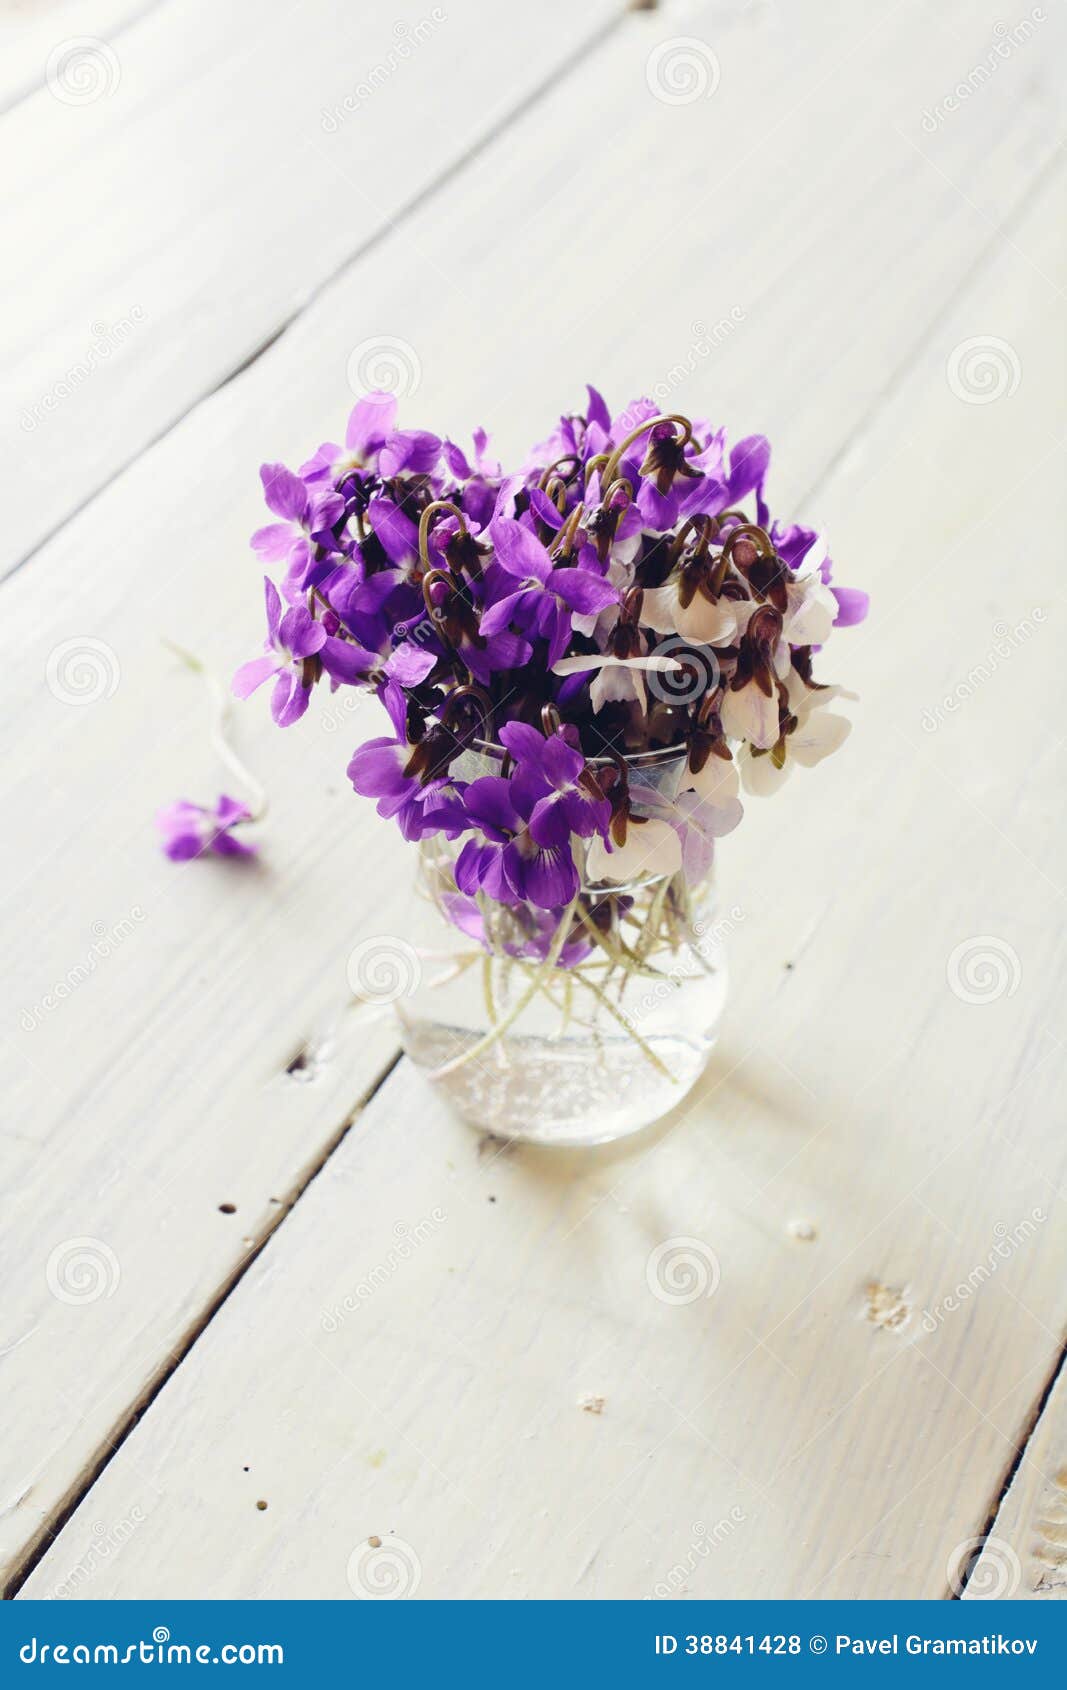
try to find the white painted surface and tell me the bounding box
[2,0,1065,1599]
[0,0,152,110]
[968,1365,1067,1600]
[0,0,622,572]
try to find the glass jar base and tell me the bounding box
[400,1021,716,1148]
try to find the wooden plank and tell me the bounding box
[0,0,626,1589]
[0,0,158,112]
[963,1363,1067,1600]
[9,5,1066,1597]
[0,0,623,574]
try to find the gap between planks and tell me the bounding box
[3,3,631,586]
[954,1335,1067,1600]
[1,1050,404,1600]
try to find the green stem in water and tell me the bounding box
[481,953,498,1025]
[428,893,580,1082]
[575,902,671,980]
[501,916,678,1082]
[619,878,670,1002]
[560,972,574,1036]
[573,969,676,1081]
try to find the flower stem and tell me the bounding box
[162,640,269,821]
[574,902,670,979]
[427,892,580,1081]
[571,970,676,1082]
[598,413,694,494]
[417,500,468,574]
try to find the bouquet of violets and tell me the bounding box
[232,384,867,1143]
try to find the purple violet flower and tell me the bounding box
[379,429,442,479]
[156,795,256,861]
[498,721,611,848]
[251,464,342,588]
[233,579,373,726]
[453,771,583,911]
[347,733,421,822]
[441,892,592,968]
[830,586,870,627]
[442,428,501,481]
[481,517,618,666]
[229,383,869,965]
[301,392,398,485]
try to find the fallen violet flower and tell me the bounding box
[158,644,267,864]
[156,795,257,861]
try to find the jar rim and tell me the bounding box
[469,736,689,771]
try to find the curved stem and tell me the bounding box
[599,412,694,492]
[570,969,676,1080]
[549,501,585,560]
[417,499,468,573]
[538,454,581,490]
[163,641,269,821]
[421,566,456,644]
[439,681,495,743]
[669,512,716,568]
[428,891,580,1081]
[710,522,774,595]
[541,476,568,515]
[720,521,773,562]
[540,701,562,737]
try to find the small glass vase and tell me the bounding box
[395,750,728,1147]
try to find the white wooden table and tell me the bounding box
[2,0,1065,1602]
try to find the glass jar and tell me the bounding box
[392,747,728,1147]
